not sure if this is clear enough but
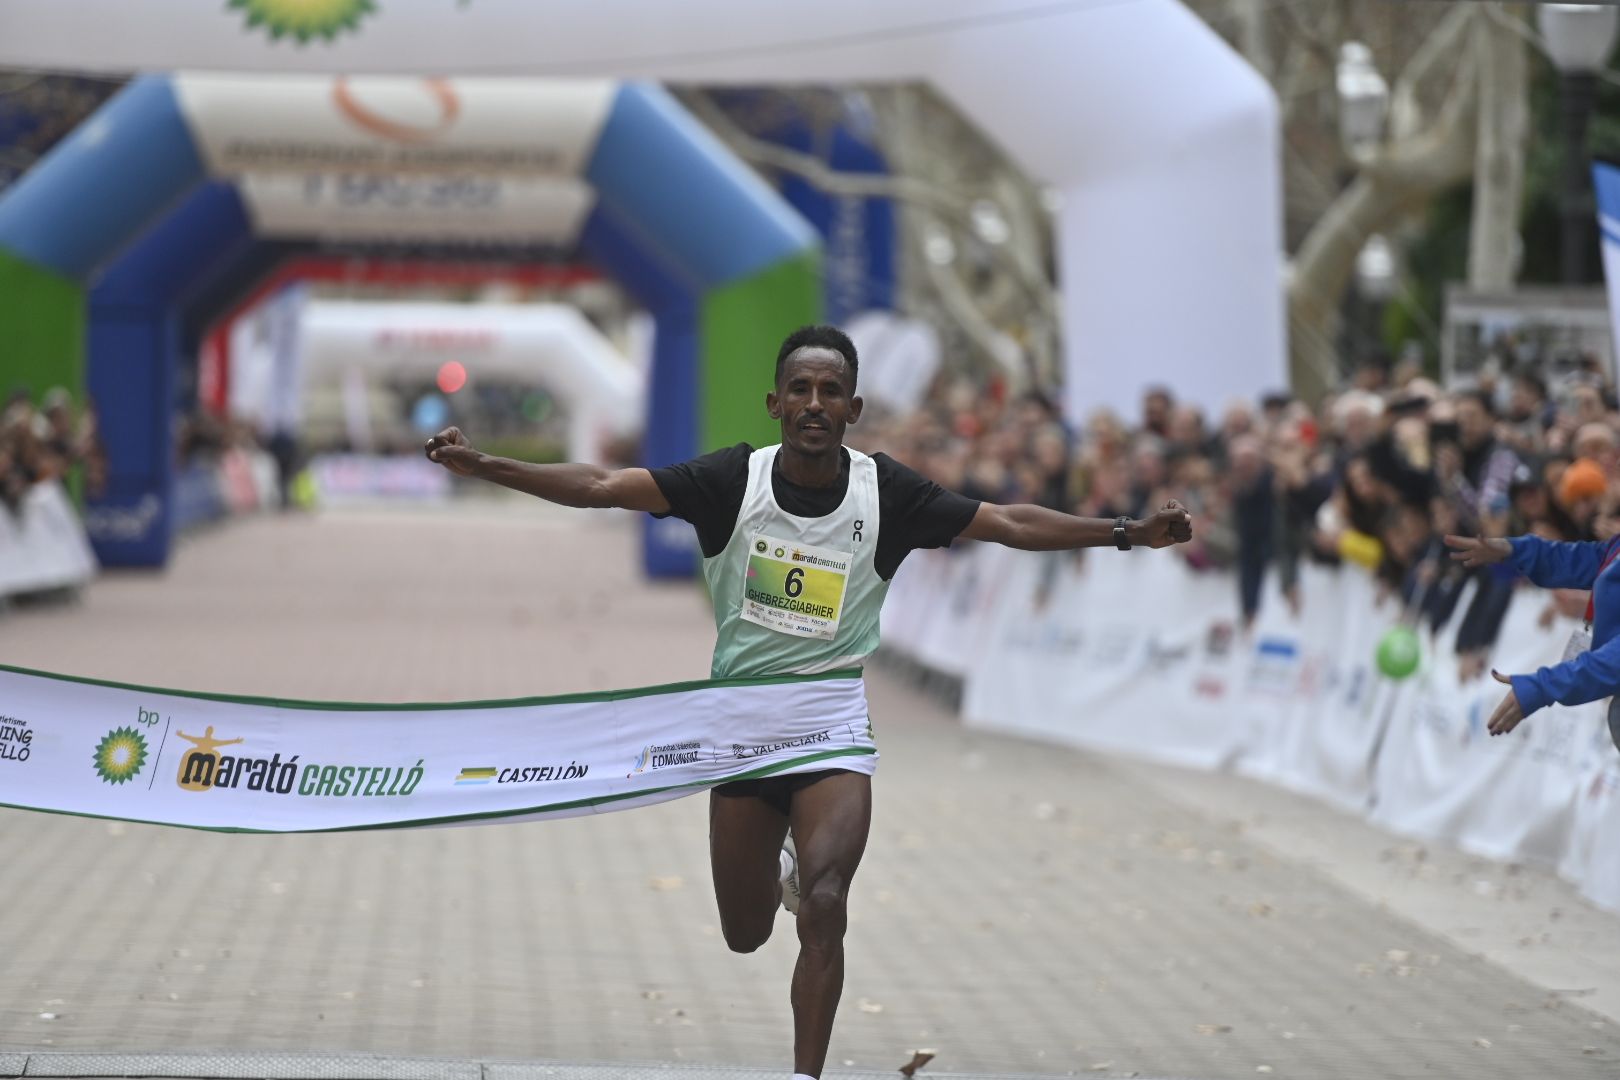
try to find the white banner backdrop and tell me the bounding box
[0,481,97,601]
[174,74,616,178]
[883,544,1620,914]
[239,172,595,243]
[0,666,875,832]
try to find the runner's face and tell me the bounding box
[769,348,861,455]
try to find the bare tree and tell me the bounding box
[1192,1,1530,400]
[680,84,1060,391]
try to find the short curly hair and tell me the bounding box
[775,325,858,390]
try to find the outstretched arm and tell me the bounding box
[424,427,670,513]
[1446,533,1611,590]
[959,499,1193,551]
[1485,629,1620,737]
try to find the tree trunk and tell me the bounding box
[1286,8,1481,402]
[1467,6,1528,291]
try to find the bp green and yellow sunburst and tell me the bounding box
[227,0,378,43]
[94,727,149,785]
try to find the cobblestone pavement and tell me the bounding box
[1,504,1618,1079]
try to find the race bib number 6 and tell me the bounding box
[741,534,853,640]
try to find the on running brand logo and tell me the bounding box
[852,519,864,543]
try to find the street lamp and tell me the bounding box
[1336,43,1391,366]
[1537,3,1619,283]
[1356,234,1399,302]
[1336,42,1389,160]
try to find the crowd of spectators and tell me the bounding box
[0,387,104,515]
[853,353,1619,678]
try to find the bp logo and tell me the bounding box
[774,547,786,558]
[227,0,378,43]
[94,727,149,785]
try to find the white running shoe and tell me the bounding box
[779,832,801,915]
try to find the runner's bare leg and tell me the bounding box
[709,789,790,953]
[788,772,872,1077]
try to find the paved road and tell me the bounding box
[1,504,1617,1079]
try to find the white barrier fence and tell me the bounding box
[881,544,1620,914]
[0,481,97,601]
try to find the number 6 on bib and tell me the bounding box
[742,534,852,640]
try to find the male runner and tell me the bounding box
[426,324,1193,1079]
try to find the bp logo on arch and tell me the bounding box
[228,0,378,44]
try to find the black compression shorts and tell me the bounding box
[711,768,851,816]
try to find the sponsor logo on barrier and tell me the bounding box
[1004,618,1084,655]
[162,724,425,799]
[0,715,33,765]
[628,741,703,777]
[731,730,832,759]
[1247,636,1300,695]
[1144,638,1192,668]
[495,763,589,784]
[456,763,590,786]
[93,727,149,784]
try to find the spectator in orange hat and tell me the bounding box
[1559,458,1609,541]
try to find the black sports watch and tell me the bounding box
[1113,516,1133,551]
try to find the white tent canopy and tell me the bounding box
[0,0,1284,422]
[300,300,644,465]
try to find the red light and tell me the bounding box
[436,361,467,394]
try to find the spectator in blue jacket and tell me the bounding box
[1444,530,1620,751]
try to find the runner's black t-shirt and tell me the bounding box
[649,443,981,580]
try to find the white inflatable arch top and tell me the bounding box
[300,301,644,466]
[0,0,1285,419]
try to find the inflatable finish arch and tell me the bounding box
[298,300,644,467]
[0,75,821,573]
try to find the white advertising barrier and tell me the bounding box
[1368,585,1612,869]
[879,545,1018,680]
[1240,565,1401,814]
[959,547,1268,771]
[309,454,452,505]
[218,447,280,514]
[882,547,1620,914]
[0,665,875,832]
[0,481,97,601]
[1562,757,1620,914]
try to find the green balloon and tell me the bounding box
[1376,626,1421,680]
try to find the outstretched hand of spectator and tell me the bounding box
[1486,669,1526,736]
[1443,534,1512,569]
